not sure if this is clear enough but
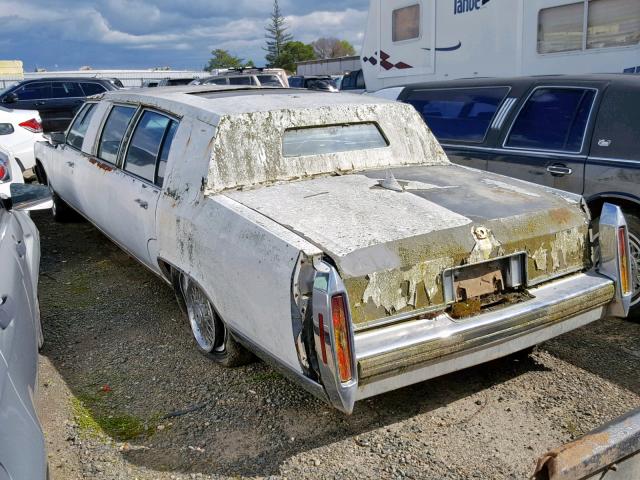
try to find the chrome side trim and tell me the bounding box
[598,203,632,317]
[491,97,517,130]
[312,261,358,414]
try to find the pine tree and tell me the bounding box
[264,0,293,66]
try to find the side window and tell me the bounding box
[538,2,584,54]
[205,78,228,85]
[405,87,510,142]
[14,82,52,100]
[228,76,253,85]
[392,4,420,42]
[97,106,136,164]
[124,111,178,186]
[155,120,179,186]
[342,72,354,90]
[80,83,107,96]
[51,82,83,98]
[66,103,97,151]
[355,70,366,90]
[506,88,596,152]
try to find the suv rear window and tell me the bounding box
[406,87,509,142]
[506,87,596,152]
[81,83,107,96]
[282,123,388,157]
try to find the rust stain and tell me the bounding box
[535,432,612,479]
[88,157,114,172]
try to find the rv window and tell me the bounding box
[538,2,584,54]
[392,4,420,42]
[282,123,388,157]
[506,88,596,153]
[405,87,509,143]
[587,0,640,49]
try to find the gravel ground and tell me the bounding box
[33,211,640,480]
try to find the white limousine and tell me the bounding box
[35,86,631,413]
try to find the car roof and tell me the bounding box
[98,85,392,122]
[18,77,114,83]
[398,73,640,91]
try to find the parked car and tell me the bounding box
[377,74,640,316]
[36,86,631,413]
[192,68,289,88]
[0,181,52,480]
[0,105,44,177]
[289,76,339,91]
[340,69,366,93]
[143,78,198,87]
[0,77,121,132]
[0,147,24,197]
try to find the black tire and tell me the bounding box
[176,273,254,367]
[49,186,77,223]
[593,210,640,320]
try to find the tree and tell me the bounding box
[264,0,293,66]
[277,41,316,72]
[311,37,356,59]
[204,49,246,71]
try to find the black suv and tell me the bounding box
[0,77,121,132]
[386,74,640,315]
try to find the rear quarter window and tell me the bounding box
[405,87,510,143]
[591,85,640,160]
[81,83,107,96]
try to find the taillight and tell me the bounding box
[618,226,631,295]
[331,294,353,383]
[19,118,42,133]
[0,159,9,182]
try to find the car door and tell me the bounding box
[489,84,602,193]
[48,81,85,132]
[50,102,99,211]
[101,109,179,271]
[401,85,513,171]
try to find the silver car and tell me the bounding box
[0,183,52,480]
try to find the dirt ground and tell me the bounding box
[32,211,640,479]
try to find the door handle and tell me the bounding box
[134,198,148,209]
[66,161,75,167]
[546,164,573,176]
[35,101,46,106]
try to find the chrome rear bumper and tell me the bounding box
[354,271,614,400]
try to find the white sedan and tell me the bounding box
[0,105,44,177]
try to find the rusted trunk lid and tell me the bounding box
[225,164,590,326]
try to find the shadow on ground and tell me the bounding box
[35,210,621,477]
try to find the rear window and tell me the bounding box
[282,123,388,157]
[81,83,107,96]
[406,87,510,142]
[257,75,282,87]
[506,87,596,152]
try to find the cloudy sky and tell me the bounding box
[0,0,369,71]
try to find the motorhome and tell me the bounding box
[361,0,640,91]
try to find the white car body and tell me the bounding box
[0,106,44,174]
[36,86,630,413]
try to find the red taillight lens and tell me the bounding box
[0,162,7,181]
[331,294,353,383]
[618,226,631,295]
[19,118,42,133]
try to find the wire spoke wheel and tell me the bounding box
[181,276,225,353]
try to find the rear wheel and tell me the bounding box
[49,185,77,223]
[178,274,253,367]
